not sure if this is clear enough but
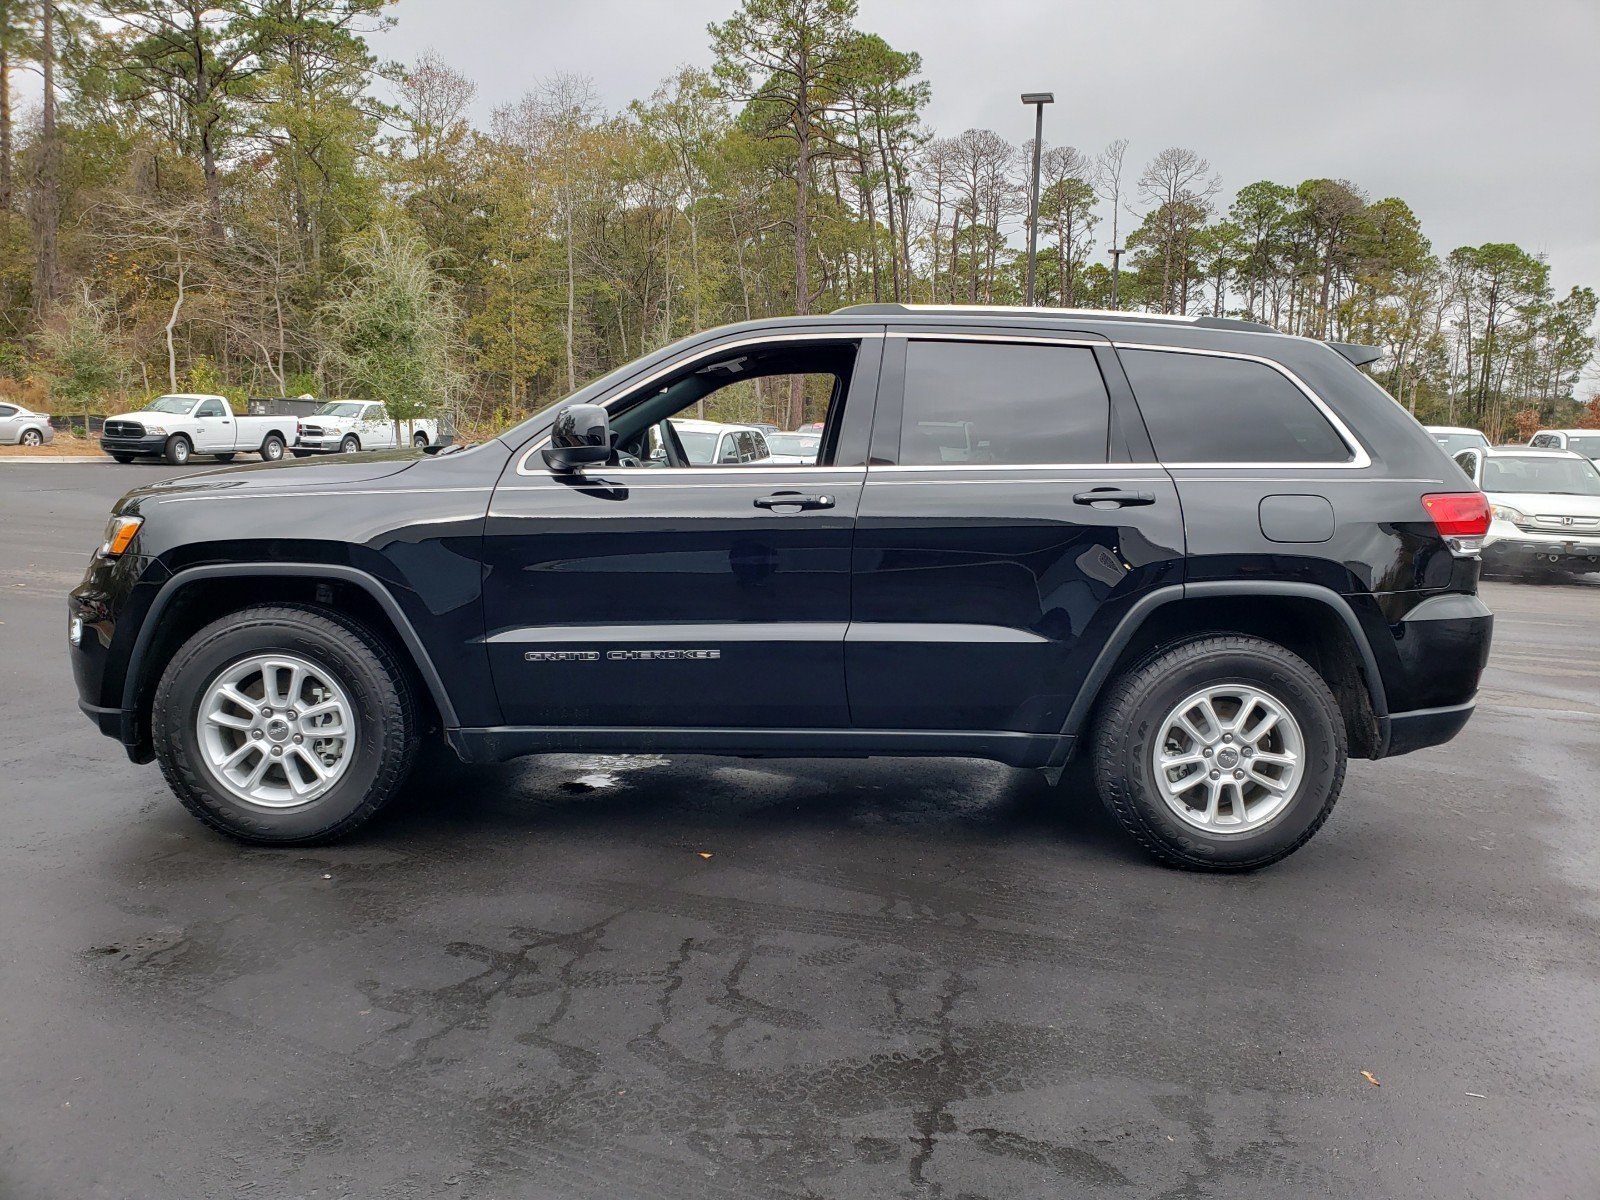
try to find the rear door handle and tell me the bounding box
[754,492,834,511]
[1073,488,1156,508]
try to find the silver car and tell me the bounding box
[0,403,54,446]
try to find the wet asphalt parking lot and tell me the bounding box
[2,461,1597,1200]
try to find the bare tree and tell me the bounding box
[1135,146,1221,313]
[1094,137,1129,305]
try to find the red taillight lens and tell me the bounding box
[1422,492,1491,537]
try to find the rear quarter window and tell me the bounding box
[1119,348,1351,464]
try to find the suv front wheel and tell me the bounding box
[152,605,418,844]
[1092,634,1347,871]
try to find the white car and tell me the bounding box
[1528,429,1600,464]
[1454,445,1600,577]
[0,402,53,446]
[1425,425,1490,457]
[294,400,439,455]
[665,418,773,466]
[763,430,823,465]
[100,394,298,465]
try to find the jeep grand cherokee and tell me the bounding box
[68,305,1493,870]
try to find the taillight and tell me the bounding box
[1422,492,1490,557]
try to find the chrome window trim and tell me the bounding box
[514,330,885,477]
[1111,340,1373,469]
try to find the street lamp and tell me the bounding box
[1021,92,1054,306]
[1108,246,1125,310]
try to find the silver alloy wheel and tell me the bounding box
[195,652,356,808]
[1152,684,1304,834]
[21,429,42,446]
[263,437,283,460]
[171,437,189,463]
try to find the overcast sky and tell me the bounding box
[371,0,1600,309]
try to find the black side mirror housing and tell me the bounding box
[544,404,612,473]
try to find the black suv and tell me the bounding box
[68,305,1493,870]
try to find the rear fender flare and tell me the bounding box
[1058,581,1389,745]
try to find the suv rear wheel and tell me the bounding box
[152,605,418,844]
[1092,634,1346,871]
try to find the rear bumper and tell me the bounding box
[1375,591,1492,757]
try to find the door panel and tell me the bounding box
[847,329,1185,733]
[482,466,864,728]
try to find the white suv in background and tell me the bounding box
[1528,429,1600,464]
[1455,445,1600,577]
[665,419,773,465]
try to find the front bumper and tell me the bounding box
[295,434,344,453]
[69,553,166,761]
[100,433,169,456]
[1483,526,1600,572]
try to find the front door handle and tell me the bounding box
[754,492,835,511]
[1073,488,1156,508]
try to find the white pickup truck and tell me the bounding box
[292,400,440,456]
[100,394,299,465]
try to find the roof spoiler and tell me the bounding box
[1329,341,1384,367]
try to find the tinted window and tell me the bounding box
[1433,430,1488,455]
[1119,349,1351,463]
[749,431,769,459]
[0,405,16,418]
[1565,435,1600,458]
[718,434,740,463]
[900,341,1109,465]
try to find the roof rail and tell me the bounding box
[831,302,1276,333]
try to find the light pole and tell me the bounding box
[1021,92,1053,306]
[1108,246,1125,310]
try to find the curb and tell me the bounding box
[0,455,111,464]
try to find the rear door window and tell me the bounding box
[1119,348,1351,464]
[898,340,1110,465]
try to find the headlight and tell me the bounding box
[99,515,143,558]
[146,424,167,435]
[1491,505,1524,523]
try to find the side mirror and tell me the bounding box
[544,404,612,473]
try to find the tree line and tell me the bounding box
[1,0,1593,439]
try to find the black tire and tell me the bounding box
[20,429,43,447]
[1092,634,1346,872]
[214,452,236,463]
[412,431,429,449]
[164,434,192,465]
[112,454,135,464]
[260,433,285,462]
[339,435,360,454]
[291,448,313,458]
[152,604,419,845]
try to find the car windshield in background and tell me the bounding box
[676,430,718,463]
[767,433,821,456]
[1433,431,1487,454]
[1564,435,1600,458]
[314,402,366,418]
[146,395,201,414]
[1483,456,1600,496]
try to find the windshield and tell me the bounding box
[314,402,367,418]
[676,430,718,464]
[146,395,206,414]
[1432,430,1488,455]
[767,433,821,457]
[1564,435,1600,459]
[1482,456,1600,496]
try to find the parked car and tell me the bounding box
[763,430,823,464]
[1453,445,1600,577]
[1425,425,1490,456]
[0,402,53,446]
[99,394,298,465]
[293,400,439,456]
[70,303,1492,870]
[664,418,773,465]
[1527,429,1600,463]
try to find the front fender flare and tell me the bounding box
[121,562,460,728]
